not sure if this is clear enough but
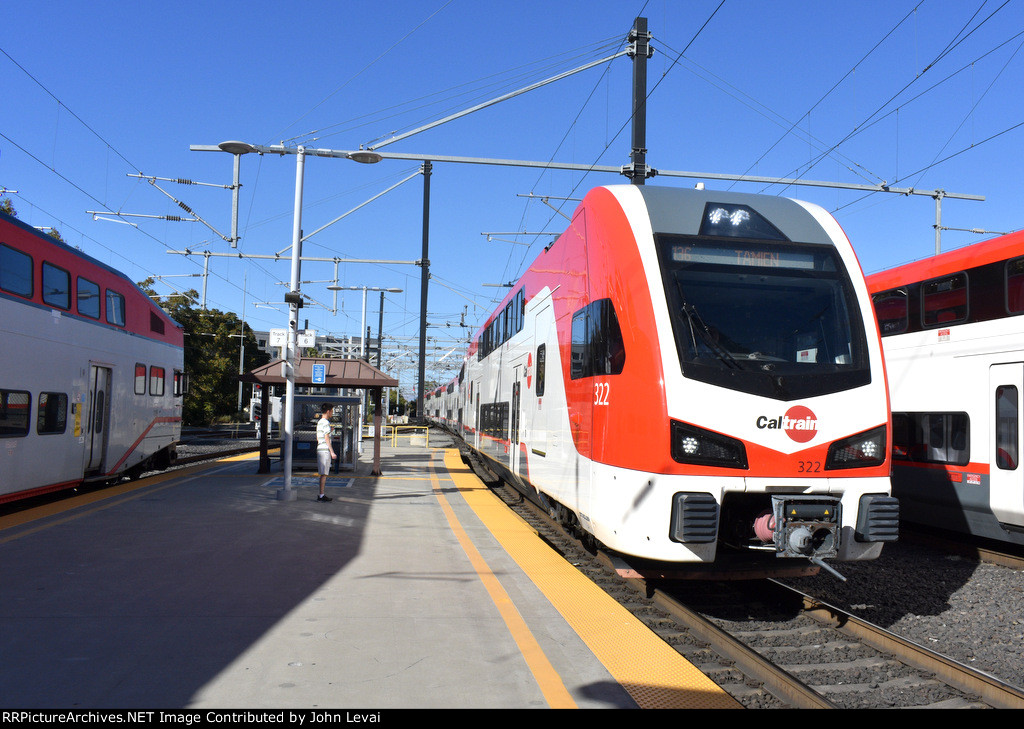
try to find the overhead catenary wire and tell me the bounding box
[505,1,728,287]
[766,0,1015,196]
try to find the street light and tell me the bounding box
[217,141,256,248]
[327,285,403,452]
[346,150,383,165]
[195,141,433,489]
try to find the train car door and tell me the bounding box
[510,380,521,472]
[990,363,1024,529]
[86,365,112,473]
[509,355,527,477]
[529,303,553,460]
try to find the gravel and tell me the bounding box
[175,437,261,460]
[782,538,1024,691]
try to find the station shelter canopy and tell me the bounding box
[240,358,399,476]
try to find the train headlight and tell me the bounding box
[671,420,748,469]
[698,202,787,241]
[826,425,887,469]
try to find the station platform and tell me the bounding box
[0,434,739,710]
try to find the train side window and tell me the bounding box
[106,289,126,326]
[891,411,969,466]
[174,370,189,396]
[0,243,33,298]
[536,344,546,397]
[519,289,526,333]
[571,310,587,379]
[77,277,101,319]
[42,262,71,310]
[871,288,908,336]
[996,386,1018,470]
[1007,257,1024,314]
[150,366,166,396]
[134,363,147,395]
[571,298,626,379]
[37,392,68,435]
[0,389,31,437]
[922,272,967,327]
[150,310,165,335]
[479,402,510,440]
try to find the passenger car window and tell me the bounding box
[42,263,71,309]
[106,289,126,326]
[0,244,33,298]
[77,277,101,319]
[37,392,68,434]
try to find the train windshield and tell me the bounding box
[657,235,871,400]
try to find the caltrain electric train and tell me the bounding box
[0,210,184,504]
[426,184,898,577]
[868,231,1024,548]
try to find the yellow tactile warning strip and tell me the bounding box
[439,448,741,710]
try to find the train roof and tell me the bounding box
[467,184,841,347]
[635,185,835,245]
[0,209,184,346]
[866,228,1024,292]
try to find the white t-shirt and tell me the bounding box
[316,416,332,451]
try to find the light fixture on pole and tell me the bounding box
[218,141,257,248]
[345,150,383,165]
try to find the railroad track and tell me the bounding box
[172,442,262,467]
[651,577,1024,709]
[901,527,1024,572]
[459,446,1024,709]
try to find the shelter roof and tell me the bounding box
[241,358,398,389]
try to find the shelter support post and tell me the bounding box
[372,387,383,476]
[258,385,271,474]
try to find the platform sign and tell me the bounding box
[268,329,287,348]
[298,330,316,348]
[312,363,326,385]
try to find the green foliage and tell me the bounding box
[2,198,63,240]
[139,278,269,426]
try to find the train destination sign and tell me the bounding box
[670,243,817,270]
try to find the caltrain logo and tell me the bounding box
[756,406,818,443]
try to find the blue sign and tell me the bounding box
[312,363,326,385]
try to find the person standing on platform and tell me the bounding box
[316,403,336,502]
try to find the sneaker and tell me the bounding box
[317,494,332,502]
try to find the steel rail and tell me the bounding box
[775,579,1024,709]
[645,585,838,709]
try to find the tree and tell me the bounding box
[139,278,270,425]
[2,197,63,241]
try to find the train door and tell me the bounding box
[509,354,526,477]
[86,365,112,474]
[530,304,553,459]
[990,363,1024,528]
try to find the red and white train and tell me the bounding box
[0,210,184,504]
[427,184,898,577]
[868,232,1024,548]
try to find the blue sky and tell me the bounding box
[3,1,1023,393]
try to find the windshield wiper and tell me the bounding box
[675,282,740,370]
